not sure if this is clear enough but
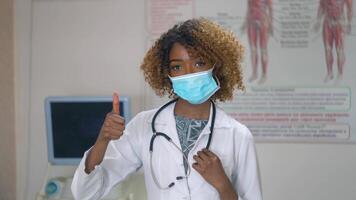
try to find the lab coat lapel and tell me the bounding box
[151,102,188,194]
[152,102,185,167]
[188,102,213,154]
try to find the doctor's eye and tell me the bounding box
[194,59,206,68]
[170,64,183,71]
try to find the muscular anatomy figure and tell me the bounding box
[314,0,353,83]
[242,0,273,84]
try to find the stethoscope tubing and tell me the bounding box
[149,98,216,190]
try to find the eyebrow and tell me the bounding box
[168,59,184,64]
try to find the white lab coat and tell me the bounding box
[71,102,262,200]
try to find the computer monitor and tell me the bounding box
[45,96,131,165]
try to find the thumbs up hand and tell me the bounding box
[97,92,125,143]
[84,93,126,174]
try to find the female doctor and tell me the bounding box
[72,18,262,200]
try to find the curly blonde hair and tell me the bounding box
[140,18,245,102]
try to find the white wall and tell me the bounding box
[258,143,356,200]
[14,0,356,200]
[0,0,16,199]
[14,0,33,199]
[16,0,147,199]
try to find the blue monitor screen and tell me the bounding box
[45,96,131,165]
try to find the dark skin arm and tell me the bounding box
[193,148,238,200]
[85,93,125,174]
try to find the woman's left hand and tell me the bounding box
[192,149,230,191]
[192,149,238,199]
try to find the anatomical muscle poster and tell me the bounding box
[144,0,356,143]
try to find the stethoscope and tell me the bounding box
[149,98,216,190]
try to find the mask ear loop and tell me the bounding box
[211,62,220,87]
[213,75,221,88]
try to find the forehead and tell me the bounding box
[169,43,199,60]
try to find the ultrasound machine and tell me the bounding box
[37,96,146,200]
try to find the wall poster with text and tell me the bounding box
[144,0,356,143]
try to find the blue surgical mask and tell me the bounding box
[169,68,220,104]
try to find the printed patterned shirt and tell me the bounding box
[174,115,208,173]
